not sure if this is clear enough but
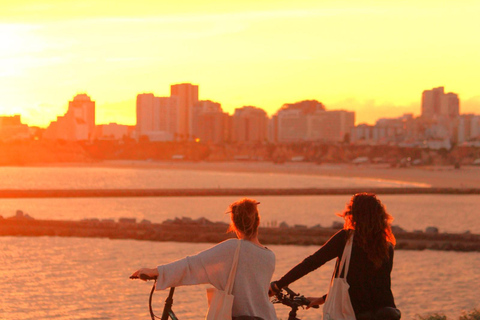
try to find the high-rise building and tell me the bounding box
[458,114,480,143]
[275,100,354,143]
[277,108,308,142]
[232,106,268,143]
[422,87,460,119]
[70,93,95,138]
[307,110,355,142]
[0,115,30,141]
[44,93,95,141]
[192,100,227,143]
[441,92,460,119]
[275,100,325,142]
[136,93,177,141]
[170,83,199,140]
[136,93,155,135]
[156,96,178,138]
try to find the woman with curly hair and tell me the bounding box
[270,193,401,320]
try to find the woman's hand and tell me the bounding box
[130,268,159,281]
[306,296,325,309]
[268,281,280,297]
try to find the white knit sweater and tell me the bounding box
[156,239,278,319]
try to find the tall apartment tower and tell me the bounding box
[44,93,95,141]
[422,87,460,119]
[441,92,460,119]
[136,93,177,141]
[170,83,199,140]
[136,93,155,135]
[69,94,95,135]
[232,106,268,143]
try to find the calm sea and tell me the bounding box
[0,166,479,319]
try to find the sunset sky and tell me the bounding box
[1,0,479,128]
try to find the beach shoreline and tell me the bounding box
[5,159,480,189]
[80,160,480,189]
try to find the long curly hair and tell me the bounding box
[339,193,396,268]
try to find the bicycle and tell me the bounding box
[130,274,177,320]
[131,274,317,320]
[271,286,319,320]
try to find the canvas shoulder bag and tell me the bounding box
[323,233,356,320]
[205,240,242,320]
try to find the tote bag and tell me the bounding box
[205,240,242,320]
[323,234,356,320]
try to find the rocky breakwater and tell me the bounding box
[1,212,479,252]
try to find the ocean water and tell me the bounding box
[1,237,478,320]
[0,166,479,319]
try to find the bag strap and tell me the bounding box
[225,240,242,294]
[338,233,354,279]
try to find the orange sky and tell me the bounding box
[1,0,479,127]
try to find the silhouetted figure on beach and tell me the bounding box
[270,193,401,320]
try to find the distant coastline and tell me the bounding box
[73,160,480,189]
[1,214,479,252]
[2,140,479,189]
[1,187,480,199]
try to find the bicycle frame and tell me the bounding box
[160,287,178,320]
[139,277,314,320]
[144,278,178,320]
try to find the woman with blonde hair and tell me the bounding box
[270,193,401,320]
[131,198,277,320]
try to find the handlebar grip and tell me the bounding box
[130,274,158,280]
[140,274,158,281]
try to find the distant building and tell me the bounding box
[351,123,375,144]
[136,93,155,136]
[307,110,355,142]
[276,100,325,142]
[351,114,417,145]
[277,108,308,142]
[192,100,229,144]
[458,114,480,144]
[422,86,459,119]
[0,115,30,141]
[232,106,268,143]
[94,123,133,140]
[44,94,95,141]
[170,83,199,140]
[275,100,354,143]
[135,93,178,141]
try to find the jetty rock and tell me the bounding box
[0,215,479,252]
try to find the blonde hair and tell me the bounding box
[226,198,260,239]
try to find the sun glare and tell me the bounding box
[0,1,479,126]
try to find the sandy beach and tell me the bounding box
[97,160,480,189]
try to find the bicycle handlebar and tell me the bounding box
[272,286,319,309]
[130,274,158,281]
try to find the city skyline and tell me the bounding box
[1,0,480,127]
[2,83,472,130]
